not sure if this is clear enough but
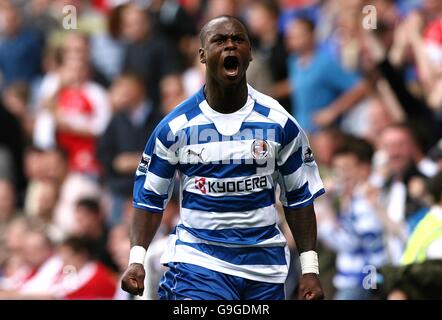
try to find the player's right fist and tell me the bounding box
[121,263,146,296]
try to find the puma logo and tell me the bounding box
[187,148,205,162]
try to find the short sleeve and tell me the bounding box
[276,118,325,209]
[133,123,178,213]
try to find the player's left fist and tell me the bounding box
[298,273,324,300]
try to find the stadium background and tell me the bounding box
[0,0,441,300]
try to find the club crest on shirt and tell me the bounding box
[251,140,269,160]
[303,147,315,164]
[137,154,151,174]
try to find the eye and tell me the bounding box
[232,35,245,43]
[212,37,224,44]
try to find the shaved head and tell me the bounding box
[199,15,249,47]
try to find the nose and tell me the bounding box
[224,38,237,51]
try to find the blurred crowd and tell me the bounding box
[0,0,441,300]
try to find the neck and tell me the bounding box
[298,44,315,62]
[204,77,248,114]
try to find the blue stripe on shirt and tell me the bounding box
[285,181,311,203]
[349,245,385,255]
[180,162,263,178]
[253,102,271,117]
[175,240,287,265]
[279,147,303,175]
[148,154,176,179]
[134,189,168,211]
[282,120,300,147]
[176,224,279,245]
[182,189,275,212]
[285,186,325,209]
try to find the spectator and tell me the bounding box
[54,236,117,299]
[378,172,442,300]
[34,55,111,176]
[16,227,62,296]
[34,31,111,116]
[285,17,367,132]
[97,73,162,226]
[90,4,128,83]
[245,0,291,112]
[363,97,395,146]
[148,0,197,68]
[318,138,388,299]
[72,197,117,271]
[23,0,59,38]
[43,148,101,235]
[2,235,117,299]
[0,226,63,298]
[0,217,30,286]
[160,73,187,114]
[375,124,436,264]
[360,26,442,150]
[121,3,180,107]
[0,2,44,90]
[26,179,63,242]
[401,171,442,265]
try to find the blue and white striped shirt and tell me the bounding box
[318,187,387,289]
[133,85,325,283]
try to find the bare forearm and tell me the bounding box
[284,204,317,253]
[130,208,163,249]
[329,81,367,116]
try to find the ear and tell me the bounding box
[249,47,253,62]
[199,48,206,64]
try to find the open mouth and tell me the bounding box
[223,56,239,77]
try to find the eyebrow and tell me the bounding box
[208,32,247,39]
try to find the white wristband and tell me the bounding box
[128,246,146,266]
[299,250,319,274]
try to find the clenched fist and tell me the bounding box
[121,263,146,296]
[298,273,325,300]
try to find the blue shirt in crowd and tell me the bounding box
[288,48,360,132]
[0,28,43,89]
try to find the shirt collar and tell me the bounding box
[196,84,255,136]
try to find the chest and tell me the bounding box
[175,126,280,178]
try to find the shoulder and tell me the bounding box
[249,85,302,131]
[152,89,204,139]
[249,85,306,146]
